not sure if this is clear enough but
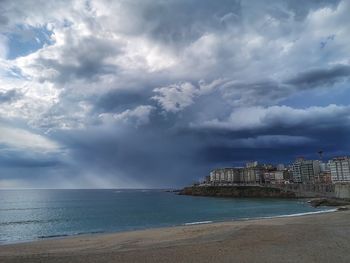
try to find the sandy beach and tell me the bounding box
[1,210,350,263]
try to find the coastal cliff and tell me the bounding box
[179,185,297,198]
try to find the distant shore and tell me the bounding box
[179,185,297,198]
[1,208,350,263]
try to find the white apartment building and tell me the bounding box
[292,159,320,183]
[292,161,302,183]
[329,157,350,182]
[319,162,330,172]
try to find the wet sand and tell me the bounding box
[1,210,350,263]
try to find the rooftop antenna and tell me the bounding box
[318,150,323,161]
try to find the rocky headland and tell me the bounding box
[179,185,296,198]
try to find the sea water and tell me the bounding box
[0,189,333,244]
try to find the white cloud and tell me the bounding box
[152,79,225,113]
[0,126,59,151]
[152,82,198,113]
[1,0,349,131]
[99,105,155,126]
[0,80,60,126]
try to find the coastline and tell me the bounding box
[1,208,349,263]
[0,203,335,246]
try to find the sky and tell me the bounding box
[0,0,350,189]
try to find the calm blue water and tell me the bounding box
[0,189,332,244]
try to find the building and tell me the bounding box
[292,158,320,183]
[244,162,267,184]
[243,168,261,184]
[209,164,265,185]
[329,157,350,182]
[209,168,244,184]
[292,159,302,183]
[314,171,332,184]
[300,160,320,182]
[320,162,330,172]
[246,161,258,168]
[264,171,284,184]
[283,169,293,182]
[276,164,285,171]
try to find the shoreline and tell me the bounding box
[0,205,336,246]
[2,209,350,263]
[1,209,349,262]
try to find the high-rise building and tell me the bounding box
[319,162,330,172]
[292,158,303,183]
[292,158,320,183]
[329,157,350,182]
[244,162,268,184]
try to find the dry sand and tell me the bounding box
[1,210,350,263]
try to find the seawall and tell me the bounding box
[335,183,350,199]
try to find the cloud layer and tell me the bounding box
[0,0,350,188]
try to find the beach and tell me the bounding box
[1,209,349,263]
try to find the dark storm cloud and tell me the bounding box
[286,64,350,88]
[0,151,61,169]
[0,148,66,188]
[219,64,350,107]
[221,80,290,106]
[44,102,350,187]
[191,116,350,168]
[52,124,209,187]
[185,103,350,167]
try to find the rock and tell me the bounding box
[337,206,349,211]
[309,198,350,207]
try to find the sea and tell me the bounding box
[0,189,335,244]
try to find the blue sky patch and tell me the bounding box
[5,25,54,60]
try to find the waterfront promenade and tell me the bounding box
[1,209,349,263]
